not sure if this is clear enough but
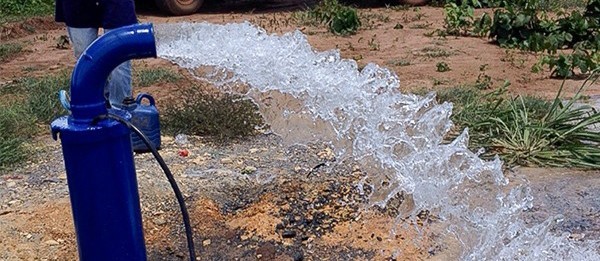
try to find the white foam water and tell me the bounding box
[154,22,600,260]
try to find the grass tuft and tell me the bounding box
[0,43,23,62]
[439,73,600,168]
[162,86,264,142]
[134,68,182,88]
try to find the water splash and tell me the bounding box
[154,22,600,260]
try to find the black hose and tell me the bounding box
[94,113,196,261]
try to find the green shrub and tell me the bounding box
[478,0,600,77]
[295,0,361,35]
[162,87,264,142]
[436,61,451,72]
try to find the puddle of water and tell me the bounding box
[154,22,600,260]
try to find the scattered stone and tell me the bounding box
[44,240,59,246]
[242,166,257,174]
[202,239,211,246]
[249,148,260,153]
[7,181,16,188]
[221,158,233,164]
[282,230,296,238]
[317,148,335,161]
[256,254,263,259]
[174,134,188,145]
[153,217,167,226]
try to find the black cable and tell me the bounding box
[94,114,196,261]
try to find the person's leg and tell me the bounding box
[106,60,132,107]
[66,27,99,59]
[104,28,133,107]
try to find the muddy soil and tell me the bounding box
[1,5,600,261]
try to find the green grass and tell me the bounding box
[133,68,182,88]
[438,73,600,168]
[0,43,23,62]
[0,0,54,24]
[0,72,69,170]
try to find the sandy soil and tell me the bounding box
[1,4,600,261]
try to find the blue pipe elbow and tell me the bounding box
[70,23,157,122]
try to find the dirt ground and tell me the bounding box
[1,4,600,261]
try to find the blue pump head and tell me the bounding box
[69,23,157,122]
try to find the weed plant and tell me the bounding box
[440,73,600,168]
[293,0,361,35]
[162,87,264,142]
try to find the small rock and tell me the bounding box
[58,173,67,180]
[153,218,166,226]
[25,234,32,239]
[282,230,296,238]
[174,134,189,145]
[221,158,233,164]
[8,200,20,205]
[249,148,260,153]
[49,65,60,70]
[242,166,257,174]
[44,240,59,246]
[256,254,263,259]
[7,181,16,188]
[317,147,335,161]
[202,239,211,246]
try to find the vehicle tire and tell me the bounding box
[155,0,203,16]
[399,0,431,6]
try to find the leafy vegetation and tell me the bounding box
[162,87,264,142]
[439,73,600,168]
[436,61,451,72]
[293,0,361,35]
[0,73,69,169]
[441,0,599,78]
[0,0,54,23]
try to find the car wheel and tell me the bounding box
[399,0,431,6]
[155,0,203,16]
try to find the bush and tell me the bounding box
[162,87,264,142]
[295,0,361,35]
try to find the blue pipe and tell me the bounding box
[70,23,156,122]
[51,23,157,260]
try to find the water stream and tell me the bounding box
[154,22,600,260]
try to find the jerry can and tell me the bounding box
[122,93,161,153]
